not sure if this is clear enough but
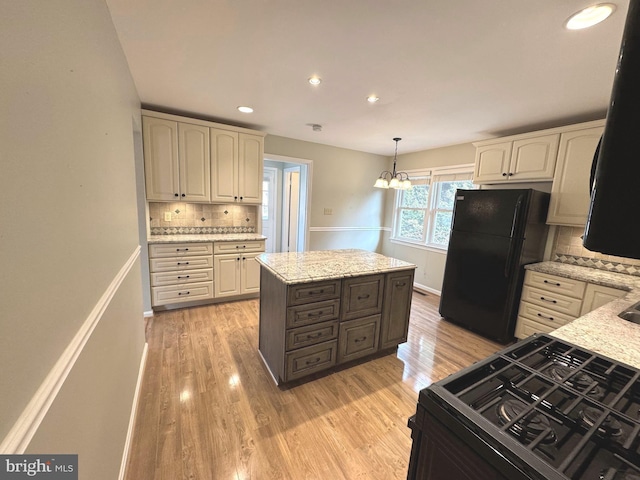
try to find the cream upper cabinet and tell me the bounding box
[210,129,239,203]
[473,134,559,184]
[143,117,179,201]
[210,130,264,204]
[238,133,264,204]
[143,116,210,202]
[547,125,604,227]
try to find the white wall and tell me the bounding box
[0,1,145,478]
[265,136,388,251]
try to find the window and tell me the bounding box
[392,165,475,250]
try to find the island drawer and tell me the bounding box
[149,242,213,258]
[341,274,384,321]
[521,285,583,317]
[285,340,338,381]
[285,320,339,351]
[524,271,586,299]
[149,255,214,273]
[286,299,341,328]
[337,314,380,364]
[287,280,342,306]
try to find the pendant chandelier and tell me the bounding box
[374,137,412,190]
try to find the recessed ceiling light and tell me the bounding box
[367,95,380,103]
[237,106,254,113]
[565,3,616,30]
[308,76,322,85]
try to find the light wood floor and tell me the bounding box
[125,291,503,480]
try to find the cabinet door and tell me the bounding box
[547,126,603,226]
[238,133,264,203]
[510,134,559,181]
[337,315,380,364]
[241,252,261,294]
[473,142,512,183]
[178,123,210,202]
[380,270,414,349]
[143,117,180,201]
[214,255,241,297]
[580,283,625,316]
[211,129,239,203]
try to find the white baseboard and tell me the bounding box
[143,310,154,318]
[0,246,141,454]
[118,342,149,480]
[413,282,441,297]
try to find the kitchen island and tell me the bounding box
[256,249,416,384]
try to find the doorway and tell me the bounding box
[263,155,312,253]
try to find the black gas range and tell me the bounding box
[407,334,640,480]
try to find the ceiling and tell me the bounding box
[105,0,630,156]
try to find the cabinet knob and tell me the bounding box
[240,196,243,200]
[174,193,179,197]
[234,196,238,200]
[502,173,507,177]
[508,172,514,176]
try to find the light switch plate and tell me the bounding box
[324,208,332,215]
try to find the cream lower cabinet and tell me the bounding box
[149,242,214,307]
[515,270,626,339]
[547,124,604,226]
[213,240,265,297]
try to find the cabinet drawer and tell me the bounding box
[150,268,213,287]
[286,320,339,351]
[149,255,213,273]
[214,240,265,254]
[151,281,214,306]
[288,280,341,306]
[521,285,583,317]
[518,301,575,329]
[515,316,556,339]
[286,299,340,328]
[524,271,586,299]
[149,242,213,258]
[337,314,380,364]
[341,274,384,321]
[285,340,338,381]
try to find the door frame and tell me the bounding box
[262,167,278,253]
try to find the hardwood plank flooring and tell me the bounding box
[125,291,503,480]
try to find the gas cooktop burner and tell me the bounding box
[543,362,605,399]
[497,399,557,444]
[580,407,623,437]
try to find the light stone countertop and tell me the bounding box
[148,234,266,244]
[256,249,416,285]
[525,261,640,369]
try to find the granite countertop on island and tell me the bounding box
[525,261,640,369]
[148,233,266,244]
[256,249,416,285]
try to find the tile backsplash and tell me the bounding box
[551,226,640,276]
[149,202,258,234]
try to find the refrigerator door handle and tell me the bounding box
[504,195,524,277]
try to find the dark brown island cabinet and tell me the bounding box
[256,250,416,384]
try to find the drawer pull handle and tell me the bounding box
[537,313,555,321]
[306,333,323,340]
[306,311,323,318]
[396,282,407,287]
[357,294,370,300]
[177,275,190,279]
[354,336,367,343]
[305,357,321,365]
[176,248,189,252]
[178,291,190,296]
[543,280,561,287]
[540,296,557,304]
[308,289,325,295]
[177,262,190,266]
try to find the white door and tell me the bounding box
[262,168,277,253]
[282,167,300,252]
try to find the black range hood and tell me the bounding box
[583,0,640,259]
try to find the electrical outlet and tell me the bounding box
[324,208,333,215]
[164,211,172,221]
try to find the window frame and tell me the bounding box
[391,164,475,251]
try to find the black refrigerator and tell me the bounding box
[439,189,549,343]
